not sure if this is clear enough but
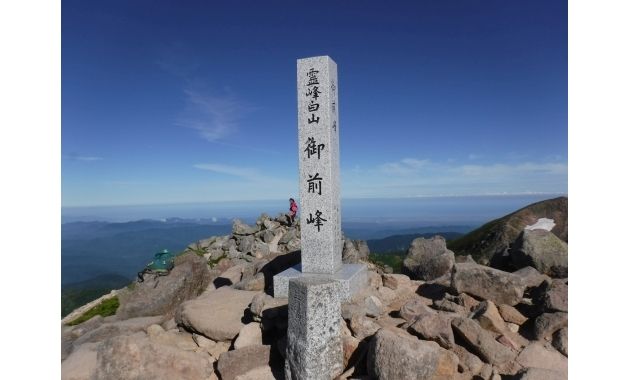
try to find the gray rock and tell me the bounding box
[516,342,568,375]
[217,345,271,380]
[349,315,381,340]
[409,313,455,349]
[510,230,568,278]
[263,219,281,231]
[368,328,459,380]
[403,236,455,281]
[176,287,260,341]
[451,344,483,376]
[342,239,370,264]
[279,229,297,244]
[73,316,164,348]
[512,266,550,289]
[94,333,213,380]
[533,312,568,340]
[233,219,260,235]
[117,253,212,319]
[514,367,568,380]
[541,280,568,312]
[261,229,276,243]
[399,297,434,322]
[451,263,526,306]
[61,342,99,380]
[451,317,517,365]
[433,298,467,314]
[552,327,568,356]
[238,235,255,254]
[470,300,507,334]
[252,240,270,258]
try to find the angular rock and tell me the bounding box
[470,300,507,334]
[117,253,212,319]
[94,333,214,380]
[510,230,568,278]
[217,345,271,380]
[252,241,270,258]
[498,304,528,325]
[409,313,455,349]
[342,335,361,368]
[552,327,568,356]
[433,298,466,314]
[217,264,243,286]
[513,266,550,289]
[233,219,259,235]
[176,287,260,341]
[403,236,455,281]
[350,315,381,341]
[368,328,459,380]
[541,280,568,312]
[516,342,568,375]
[451,344,483,376]
[533,312,568,340]
[382,273,411,290]
[364,295,385,317]
[238,235,255,254]
[451,263,525,306]
[451,317,517,365]
[399,297,435,322]
[234,322,262,350]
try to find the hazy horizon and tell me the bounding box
[61,193,566,225]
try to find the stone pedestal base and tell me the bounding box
[285,277,343,380]
[273,263,367,302]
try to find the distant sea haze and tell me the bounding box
[61,194,565,225]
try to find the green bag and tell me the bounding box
[138,249,175,282]
[147,249,175,272]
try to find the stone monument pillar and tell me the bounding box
[273,56,366,301]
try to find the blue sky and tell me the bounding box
[62,0,567,207]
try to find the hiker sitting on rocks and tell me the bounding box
[288,198,298,226]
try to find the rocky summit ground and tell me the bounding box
[61,208,568,380]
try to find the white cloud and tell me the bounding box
[66,155,103,161]
[194,163,262,181]
[378,158,430,175]
[176,89,251,142]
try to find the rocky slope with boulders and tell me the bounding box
[62,201,568,380]
[447,197,567,266]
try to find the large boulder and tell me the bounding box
[368,328,459,380]
[217,345,272,380]
[403,236,455,281]
[117,253,212,319]
[61,342,99,380]
[451,317,517,365]
[94,333,214,380]
[408,313,455,349]
[451,263,525,306]
[515,342,568,375]
[176,287,260,341]
[510,230,568,277]
[533,312,568,340]
[72,316,164,348]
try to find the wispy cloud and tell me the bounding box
[378,158,430,175]
[344,157,568,197]
[66,154,103,162]
[176,89,250,142]
[194,163,263,181]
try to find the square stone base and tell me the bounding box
[273,263,367,302]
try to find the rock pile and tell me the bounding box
[62,214,568,380]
